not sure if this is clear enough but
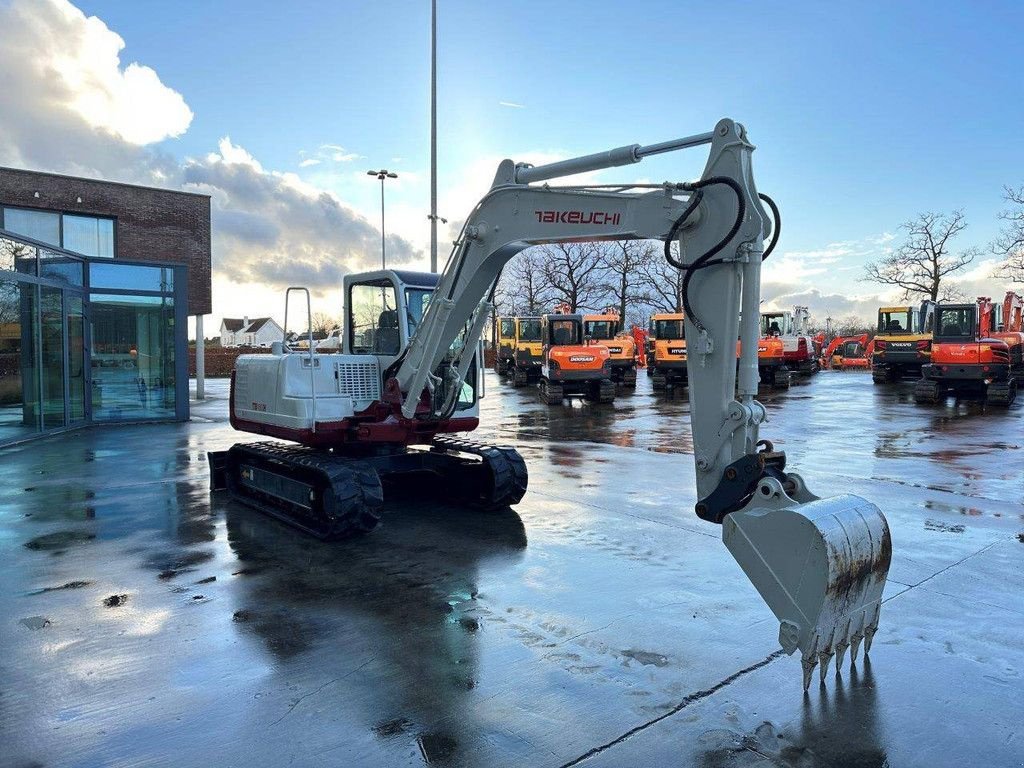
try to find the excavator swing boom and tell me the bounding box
[219,118,891,689]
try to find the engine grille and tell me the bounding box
[335,360,381,401]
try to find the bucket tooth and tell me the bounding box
[835,638,849,672]
[864,624,877,655]
[850,631,863,664]
[801,654,818,692]
[818,650,833,684]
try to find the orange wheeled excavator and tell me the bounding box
[209,119,891,689]
[914,296,1020,406]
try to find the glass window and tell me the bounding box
[40,287,65,429]
[499,318,515,338]
[584,320,617,340]
[3,207,60,247]
[760,314,789,336]
[90,263,173,292]
[878,310,912,334]
[936,307,975,339]
[654,319,685,340]
[549,319,581,346]
[39,248,84,286]
[0,236,38,275]
[90,293,176,421]
[404,287,433,339]
[349,280,399,355]
[517,319,541,341]
[0,279,41,441]
[62,214,114,258]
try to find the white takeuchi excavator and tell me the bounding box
[209,119,891,690]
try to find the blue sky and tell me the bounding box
[5,0,1024,324]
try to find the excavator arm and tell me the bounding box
[392,118,891,689]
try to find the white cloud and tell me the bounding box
[2,0,192,147]
[298,158,321,168]
[499,101,526,109]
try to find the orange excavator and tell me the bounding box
[994,290,1024,369]
[755,332,790,388]
[914,296,1020,406]
[539,309,614,405]
[821,334,873,370]
[583,309,638,387]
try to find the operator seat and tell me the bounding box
[553,326,571,345]
[374,310,401,355]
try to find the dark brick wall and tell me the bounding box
[0,167,212,315]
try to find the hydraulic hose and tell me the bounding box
[662,176,746,333]
[759,193,780,261]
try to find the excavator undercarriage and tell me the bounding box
[210,436,528,540]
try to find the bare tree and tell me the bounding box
[864,211,978,301]
[503,250,551,314]
[538,242,607,312]
[311,311,339,335]
[992,186,1024,282]
[600,240,657,325]
[637,244,685,315]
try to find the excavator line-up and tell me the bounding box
[210,119,891,689]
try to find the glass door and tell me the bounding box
[39,286,65,429]
[67,293,87,423]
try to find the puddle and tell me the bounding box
[622,649,670,667]
[24,531,95,551]
[103,594,129,607]
[924,519,966,534]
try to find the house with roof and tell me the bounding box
[219,316,284,348]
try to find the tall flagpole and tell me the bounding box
[429,0,438,272]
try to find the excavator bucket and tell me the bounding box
[723,494,891,690]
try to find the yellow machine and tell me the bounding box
[648,313,688,389]
[872,301,935,383]
[583,310,637,387]
[495,316,544,386]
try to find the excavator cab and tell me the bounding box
[583,311,638,387]
[495,316,516,376]
[538,314,613,405]
[872,301,934,383]
[915,299,1018,406]
[649,313,688,389]
[507,317,544,386]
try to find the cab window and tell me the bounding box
[548,319,581,346]
[760,314,787,336]
[655,319,685,340]
[517,319,542,341]
[405,288,433,339]
[878,310,911,334]
[936,307,975,339]
[584,320,617,339]
[349,280,400,355]
[500,318,515,338]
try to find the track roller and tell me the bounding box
[512,367,528,387]
[771,368,792,390]
[213,442,383,540]
[431,436,529,508]
[587,378,616,404]
[652,373,667,390]
[985,379,1017,407]
[913,378,941,404]
[540,378,563,405]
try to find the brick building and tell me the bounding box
[0,167,213,445]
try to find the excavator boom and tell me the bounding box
[387,118,892,688]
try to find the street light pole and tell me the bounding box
[430,0,438,273]
[367,169,397,268]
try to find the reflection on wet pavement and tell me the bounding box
[0,371,1020,766]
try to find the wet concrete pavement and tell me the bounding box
[1,370,1021,767]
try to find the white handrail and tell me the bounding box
[283,287,317,433]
